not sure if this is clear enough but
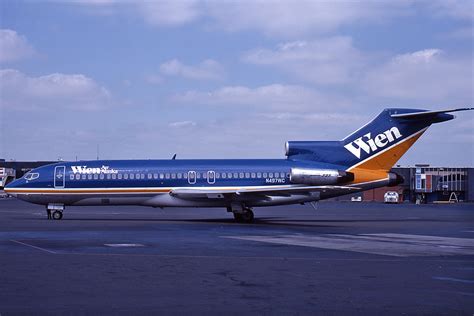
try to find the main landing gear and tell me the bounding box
[232,207,254,223]
[47,203,64,220]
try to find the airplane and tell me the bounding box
[4,107,473,222]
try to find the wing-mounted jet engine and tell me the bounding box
[290,168,354,185]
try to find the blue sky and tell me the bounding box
[0,0,473,166]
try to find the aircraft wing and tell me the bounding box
[170,185,360,201]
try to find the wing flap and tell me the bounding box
[170,185,360,201]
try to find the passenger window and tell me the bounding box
[160,173,164,179]
[216,172,220,179]
[171,173,176,179]
[257,172,262,178]
[177,173,182,179]
[124,173,128,179]
[263,173,267,178]
[251,172,256,178]
[70,174,74,180]
[117,174,122,180]
[83,174,87,180]
[280,172,285,178]
[269,173,274,178]
[112,174,116,180]
[106,174,110,180]
[228,172,232,178]
[147,174,152,179]
[165,173,170,179]
[153,173,158,179]
[197,172,201,179]
[141,174,145,179]
[245,172,250,178]
[76,174,80,180]
[222,173,227,179]
[87,174,92,180]
[183,173,188,179]
[239,172,244,178]
[94,174,99,180]
[233,172,238,178]
[130,174,135,179]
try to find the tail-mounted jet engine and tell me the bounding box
[290,168,354,186]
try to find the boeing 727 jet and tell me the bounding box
[5,108,473,222]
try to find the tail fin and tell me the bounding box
[286,108,472,178]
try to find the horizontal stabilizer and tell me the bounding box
[390,107,473,119]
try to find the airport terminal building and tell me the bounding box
[359,165,474,203]
[1,160,473,203]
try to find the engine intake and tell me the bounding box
[290,168,354,185]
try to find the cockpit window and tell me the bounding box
[24,172,40,181]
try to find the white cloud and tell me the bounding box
[68,1,471,39]
[243,37,365,84]
[0,29,35,63]
[139,0,201,27]
[205,1,411,38]
[160,59,224,80]
[171,84,350,111]
[362,49,473,103]
[0,69,111,111]
[426,0,474,20]
[168,120,197,128]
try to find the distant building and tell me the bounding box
[0,167,16,188]
[350,166,473,203]
[0,161,58,179]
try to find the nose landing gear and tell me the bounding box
[52,210,63,220]
[47,204,64,220]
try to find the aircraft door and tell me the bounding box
[54,166,66,188]
[188,171,196,184]
[207,171,215,184]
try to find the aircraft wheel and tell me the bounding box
[233,213,243,222]
[240,209,254,223]
[52,211,63,220]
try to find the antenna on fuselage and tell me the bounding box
[97,144,100,160]
[172,154,177,160]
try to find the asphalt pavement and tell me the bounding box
[0,198,473,315]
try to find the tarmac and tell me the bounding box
[0,198,473,315]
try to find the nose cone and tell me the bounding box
[4,178,22,197]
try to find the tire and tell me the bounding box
[240,210,254,223]
[233,213,243,222]
[52,211,63,220]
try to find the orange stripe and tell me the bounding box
[6,189,171,194]
[350,131,425,183]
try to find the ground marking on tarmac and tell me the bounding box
[433,277,474,284]
[104,243,145,247]
[10,239,57,254]
[222,233,474,257]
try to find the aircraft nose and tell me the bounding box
[4,178,21,197]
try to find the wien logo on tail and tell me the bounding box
[344,127,403,159]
